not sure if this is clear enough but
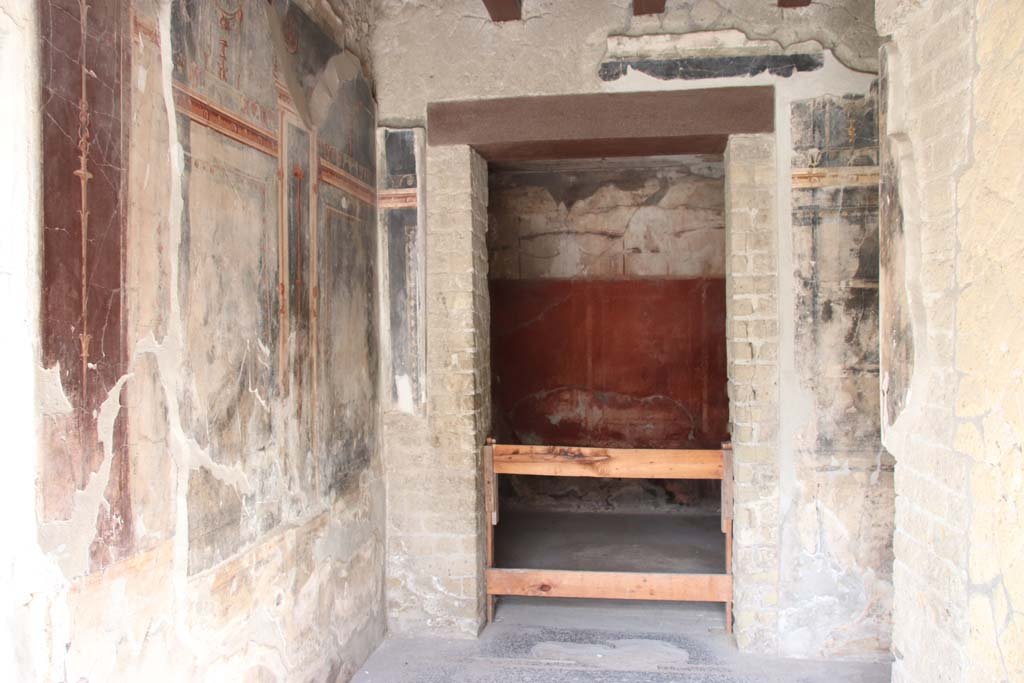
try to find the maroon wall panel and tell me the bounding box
[39,0,130,568]
[490,278,729,449]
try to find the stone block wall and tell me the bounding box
[725,134,781,652]
[384,145,491,636]
[878,0,1024,680]
[876,1,973,681]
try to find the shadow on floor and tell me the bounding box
[354,598,892,682]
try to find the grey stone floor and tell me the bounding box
[495,510,726,573]
[354,598,892,682]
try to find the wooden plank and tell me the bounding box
[487,569,732,602]
[481,0,521,21]
[633,0,667,14]
[483,439,497,622]
[491,444,723,480]
[483,440,498,527]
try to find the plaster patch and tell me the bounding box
[36,363,73,416]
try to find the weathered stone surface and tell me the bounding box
[599,53,824,82]
[373,0,881,125]
[488,158,725,280]
[955,1,1024,680]
[725,134,781,654]
[383,145,491,637]
[874,0,1024,680]
[876,0,976,680]
[783,87,893,659]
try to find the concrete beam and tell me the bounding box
[426,87,775,161]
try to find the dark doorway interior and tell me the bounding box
[486,156,730,546]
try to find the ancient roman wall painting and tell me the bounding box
[170,0,377,573]
[791,88,882,450]
[37,0,378,578]
[313,52,378,498]
[172,0,284,573]
[38,0,132,570]
[379,129,424,413]
[784,85,895,654]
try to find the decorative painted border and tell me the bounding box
[173,85,279,157]
[377,189,418,209]
[792,166,880,189]
[318,158,376,206]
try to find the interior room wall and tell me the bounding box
[374,0,892,659]
[21,0,384,679]
[487,157,728,513]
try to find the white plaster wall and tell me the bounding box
[0,3,67,678]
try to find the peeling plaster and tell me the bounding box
[36,363,73,416]
[533,46,887,657]
[16,0,383,678]
[38,374,131,578]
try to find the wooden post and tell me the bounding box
[483,437,497,623]
[722,441,734,634]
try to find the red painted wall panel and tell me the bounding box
[38,0,131,569]
[490,278,729,449]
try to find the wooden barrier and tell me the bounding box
[483,440,734,632]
